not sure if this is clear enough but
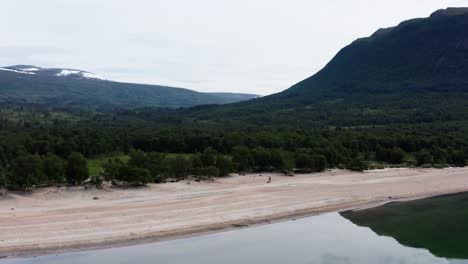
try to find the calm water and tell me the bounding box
[4,193,468,264]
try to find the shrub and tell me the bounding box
[116,165,152,185]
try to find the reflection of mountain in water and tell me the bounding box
[341,193,468,260]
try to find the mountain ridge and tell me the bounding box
[0,65,258,110]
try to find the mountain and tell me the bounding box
[208,92,260,101]
[0,65,257,110]
[187,8,468,127]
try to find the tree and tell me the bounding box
[146,152,165,180]
[173,155,192,179]
[449,151,466,167]
[8,154,44,190]
[416,150,434,166]
[347,156,368,172]
[127,149,148,167]
[43,153,66,184]
[101,158,124,182]
[375,146,389,162]
[66,152,89,186]
[389,147,406,164]
[160,155,192,179]
[269,149,284,169]
[432,147,448,164]
[0,166,7,196]
[296,152,314,169]
[232,146,251,171]
[279,151,295,174]
[252,147,270,169]
[216,156,233,176]
[312,155,328,172]
[201,147,217,167]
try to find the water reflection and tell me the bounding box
[342,193,468,260]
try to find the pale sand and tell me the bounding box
[1,167,468,258]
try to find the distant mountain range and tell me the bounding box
[0,65,258,110]
[186,7,468,127]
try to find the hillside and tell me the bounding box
[0,66,257,110]
[186,8,468,127]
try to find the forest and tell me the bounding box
[0,106,466,191]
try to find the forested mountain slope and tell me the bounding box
[187,8,468,127]
[0,65,257,110]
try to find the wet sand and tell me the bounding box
[1,167,468,258]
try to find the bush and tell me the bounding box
[116,165,152,185]
[200,166,220,178]
[89,175,105,189]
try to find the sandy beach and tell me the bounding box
[1,167,468,258]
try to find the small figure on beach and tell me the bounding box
[267,176,272,184]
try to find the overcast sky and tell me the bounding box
[1,0,468,95]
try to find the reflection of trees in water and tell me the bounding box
[341,193,468,260]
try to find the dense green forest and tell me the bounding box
[0,106,466,191]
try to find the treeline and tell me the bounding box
[0,111,467,190]
[101,147,329,185]
[1,152,88,190]
[102,149,233,185]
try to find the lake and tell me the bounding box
[4,193,468,264]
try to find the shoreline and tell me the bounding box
[2,167,468,259]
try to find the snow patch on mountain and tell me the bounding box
[81,72,104,80]
[22,67,40,71]
[56,69,105,80]
[1,65,105,80]
[0,67,36,75]
[56,69,81,76]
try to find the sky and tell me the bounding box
[1,0,468,95]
